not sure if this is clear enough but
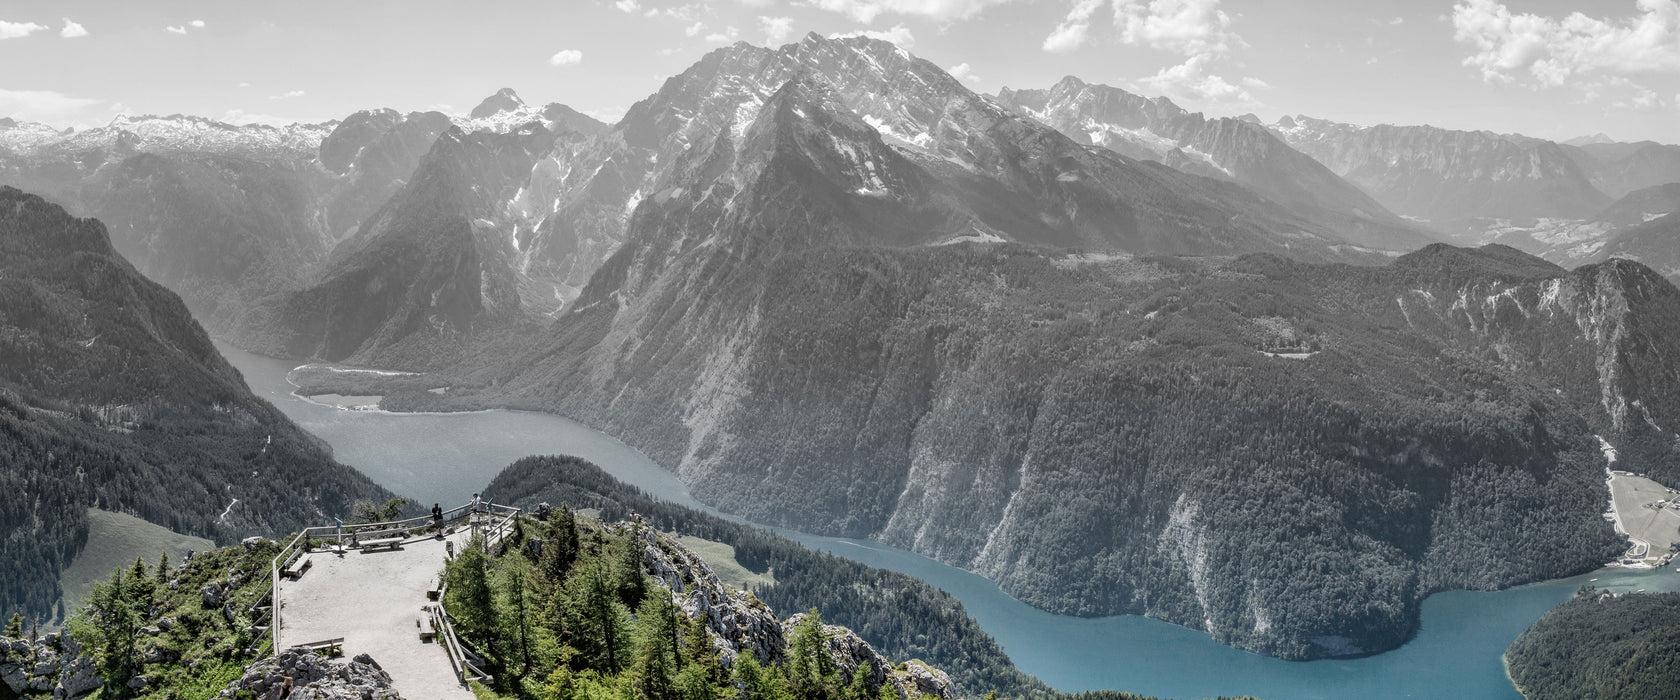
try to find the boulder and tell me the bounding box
[216,647,402,700]
[202,583,224,607]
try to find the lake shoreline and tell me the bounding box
[221,340,1680,699]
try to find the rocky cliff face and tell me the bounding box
[1271,116,1610,223]
[443,235,1673,658]
[246,122,564,365]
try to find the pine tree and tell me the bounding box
[541,505,581,586]
[631,593,683,700]
[3,612,20,638]
[494,550,537,674]
[445,537,497,652]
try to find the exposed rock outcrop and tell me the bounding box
[0,633,99,699]
[215,648,402,700]
[628,524,785,666]
[626,524,955,700]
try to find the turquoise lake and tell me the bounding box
[222,342,1680,700]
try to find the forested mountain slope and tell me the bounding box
[0,186,393,621]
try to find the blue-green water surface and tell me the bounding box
[223,343,1679,699]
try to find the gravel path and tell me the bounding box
[277,528,480,700]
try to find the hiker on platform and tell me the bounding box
[431,503,444,532]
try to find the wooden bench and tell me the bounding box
[356,529,404,552]
[418,609,438,641]
[282,551,311,579]
[297,637,344,657]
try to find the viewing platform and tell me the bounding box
[268,502,519,699]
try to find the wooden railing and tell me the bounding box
[432,581,493,685]
[266,501,520,656]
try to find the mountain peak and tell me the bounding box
[1052,75,1088,91]
[470,87,526,119]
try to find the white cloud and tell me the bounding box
[164,25,187,34]
[1115,0,1241,57]
[237,81,252,88]
[1137,54,1259,107]
[686,21,707,36]
[705,26,742,43]
[614,0,642,12]
[1043,0,1103,52]
[947,62,980,82]
[1388,16,1405,26]
[0,20,46,39]
[828,23,916,46]
[59,18,87,38]
[549,49,584,66]
[801,0,1015,24]
[1241,76,1270,89]
[1452,0,1680,87]
[270,90,306,100]
[761,16,796,44]
[0,88,101,123]
[189,20,206,28]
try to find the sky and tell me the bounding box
[1,0,1676,144]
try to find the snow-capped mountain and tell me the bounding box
[0,113,335,162]
[1269,115,1610,224]
[996,77,1424,250]
[496,34,1430,307]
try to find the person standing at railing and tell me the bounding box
[470,493,483,516]
[431,503,444,535]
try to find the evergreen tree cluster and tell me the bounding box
[1505,588,1680,700]
[438,511,920,700]
[58,541,280,698]
[483,455,1048,698]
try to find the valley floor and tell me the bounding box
[1606,470,1680,569]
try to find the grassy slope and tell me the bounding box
[52,509,214,629]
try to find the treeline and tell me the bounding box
[484,455,1050,698]
[1505,588,1680,700]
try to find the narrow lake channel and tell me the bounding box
[222,342,1680,700]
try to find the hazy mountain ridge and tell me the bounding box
[995,76,1426,252]
[238,123,565,365]
[0,186,393,620]
[0,100,608,347]
[1270,115,1612,223]
[1566,140,1680,199]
